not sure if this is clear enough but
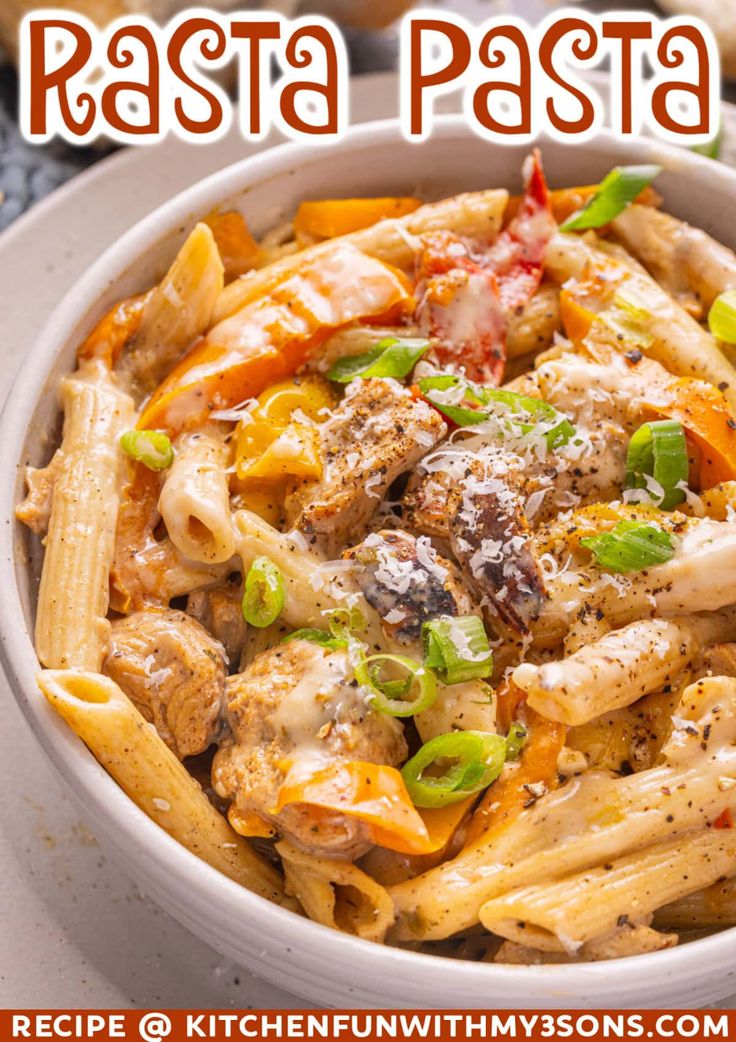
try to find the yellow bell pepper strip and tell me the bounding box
[463,710,566,848]
[273,760,447,856]
[230,481,284,526]
[76,291,151,368]
[203,209,263,280]
[294,197,421,243]
[417,797,477,853]
[239,424,323,482]
[138,243,412,434]
[233,375,334,485]
[228,807,277,839]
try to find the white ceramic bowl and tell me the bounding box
[3,118,736,1009]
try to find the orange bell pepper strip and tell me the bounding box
[138,243,412,434]
[559,287,601,344]
[294,197,421,243]
[505,184,660,227]
[203,209,263,279]
[495,678,528,734]
[76,291,151,368]
[562,300,736,488]
[463,710,566,848]
[273,760,453,856]
[645,377,736,487]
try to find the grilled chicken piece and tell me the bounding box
[448,459,546,634]
[402,470,455,540]
[612,204,736,317]
[103,609,227,759]
[212,639,407,859]
[187,582,247,666]
[343,529,474,644]
[284,377,446,551]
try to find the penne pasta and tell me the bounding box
[120,222,224,395]
[535,521,736,649]
[33,359,135,670]
[479,827,736,952]
[38,669,286,904]
[21,156,736,964]
[277,840,395,943]
[233,510,339,628]
[496,924,677,964]
[655,875,736,930]
[159,423,235,564]
[389,676,736,941]
[514,610,736,726]
[546,232,736,411]
[611,204,736,315]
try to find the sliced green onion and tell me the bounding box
[328,337,429,383]
[120,429,174,471]
[486,389,576,450]
[283,627,346,651]
[423,615,493,685]
[708,290,736,344]
[401,730,507,808]
[560,165,662,232]
[625,420,688,511]
[505,721,527,761]
[242,556,285,627]
[326,606,367,640]
[355,652,437,718]
[581,520,675,574]
[418,375,575,449]
[418,374,490,426]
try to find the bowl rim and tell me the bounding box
[3,114,736,1001]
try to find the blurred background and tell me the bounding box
[1,0,735,230]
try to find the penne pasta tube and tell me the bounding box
[545,232,736,411]
[479,827,736,953]
[277,840,395,943]
[496,924,677,964]
[535,521,736,648]
[611,204,736,315]
[506,283,561,359]
[159,423,235,564]
[514,611,736,726]
[34,359,135,670]
[233,510,339,628]
[655,875,736,930]
[389,675,736,941]
[39,669,286,904]
[120,222,224,395]
[233,512,387,651]
[213,190,509,325]
[415,679,497,742]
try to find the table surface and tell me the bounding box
[1,2,736,1010]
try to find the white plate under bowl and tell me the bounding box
[3,118,736,1009]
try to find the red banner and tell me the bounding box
[1,1010,733,1042]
